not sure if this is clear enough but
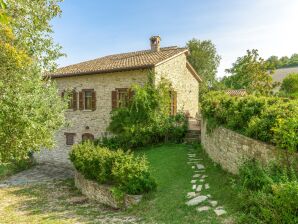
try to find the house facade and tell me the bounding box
[35,36,202,166]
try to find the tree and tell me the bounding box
[225,49,276,95]
[6,0,65,71]
[0,1,66,163]
[186,39,221,91]
[279,73,298,98]
[266,55,280,70]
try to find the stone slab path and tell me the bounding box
[0,163,74,187]
[185,146,227,216]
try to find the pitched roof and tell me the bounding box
[48,47,188,78]
[271,66,298,83]
[225,89,247,96]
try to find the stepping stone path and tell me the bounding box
[185,147,227,216]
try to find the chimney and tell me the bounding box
[150,36,161,52]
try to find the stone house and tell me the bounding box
[35,36,202,166]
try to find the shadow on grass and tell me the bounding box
[3,179,136,224]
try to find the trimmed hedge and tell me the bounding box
[201,91,298,152]
[69,141,157,195]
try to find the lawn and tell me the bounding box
[128,143,239,224]
[0,144,240,224]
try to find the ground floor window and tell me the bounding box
[64,133,76,146]
[82,133,94,142]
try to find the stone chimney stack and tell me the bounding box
[150,36,161,52]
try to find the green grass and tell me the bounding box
[0,144,240,223]
[128,143,239,224]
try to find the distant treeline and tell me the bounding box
[266,54,298,69]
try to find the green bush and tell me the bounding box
[99,74,188,150]
[201,91,298,151]
[237,160,298,224]
[69,141,157,195]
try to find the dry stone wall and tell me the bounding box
[201,119,278,174]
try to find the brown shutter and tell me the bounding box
[173,91,177,115]
[112,91,117,109]
[128,89,135,103]
[92,91,96,111]
[73,90,78,111]
[79,91,84,110]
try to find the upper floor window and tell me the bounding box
[112,88,134,109]
[84,90,93,110]
[61,90,77,110]
[79,89,96,111]
[170,90,177,116]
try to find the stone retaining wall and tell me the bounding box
[201,119,278,174]
[74,171,142,209]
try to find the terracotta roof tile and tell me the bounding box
[48,46,188,78]
[225,89,247,96]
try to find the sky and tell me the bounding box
[52,0,298,78]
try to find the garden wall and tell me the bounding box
[201,119,278,174]
[75,171,142,209]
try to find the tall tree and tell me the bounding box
[0,1,66,163]
[225,49,276,95]
[6,0,65,71]
[186,39,221,91]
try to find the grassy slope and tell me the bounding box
[129,143,239,224]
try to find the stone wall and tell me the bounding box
[201,119,278,174]
[34,70,149,165]
[75,171,142,209]
[154,54,199,118]
[35,54,200,166]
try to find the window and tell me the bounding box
[117,89,129,108]
[111,88,134,109]
[64,133,75,146]
[170,91,177,116]
[82,133,94,142]
[84,90,93,110]
[79,89,96,111]
[61,90,77,110]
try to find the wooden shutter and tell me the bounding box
[173,91,177,115]
[73,91,78,111]
[112,91,117,109]
[128,89,135,104]
[92,91,96,111]
[79,91,84,110]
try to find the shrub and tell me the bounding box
[99,73,188,150]
[279,73,298,99]
[201,91,298,152]
[237,160,298,224]
[69,141,157,195]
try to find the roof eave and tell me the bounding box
[46,65,154,79]
[186,61,203,82]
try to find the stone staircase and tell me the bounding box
[184,118,201,143]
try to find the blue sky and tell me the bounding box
[52,0,298,77]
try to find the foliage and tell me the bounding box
[186,39,221,92]
[102,74,188,150]
[0,3,65,163]
[266,54,298,69]
[201,91,298,152]
[6,0,65,71]
[237,160,298,224]
[279,73,298,98]
[223,49,276,95]
[69,141,157,195]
